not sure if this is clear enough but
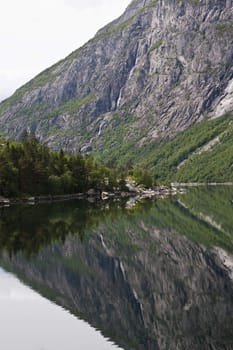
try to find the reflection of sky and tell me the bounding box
[0,268,121,350]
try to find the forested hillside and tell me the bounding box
[99,113,233,183]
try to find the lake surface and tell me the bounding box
[0,187,233,350]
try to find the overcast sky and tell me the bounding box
[0,0,131,102]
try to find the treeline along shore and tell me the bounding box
[0,132,119,199]
[0,132,164,203]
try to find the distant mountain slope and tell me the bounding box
[0,0,232,170]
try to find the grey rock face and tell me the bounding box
[0,0,232,153]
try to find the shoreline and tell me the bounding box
[1,182,231,206]
[0,186,181,206]
[171,182,233,187]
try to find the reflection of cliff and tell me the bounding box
[1,188,233,350]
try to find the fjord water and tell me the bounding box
[0,187,233,350]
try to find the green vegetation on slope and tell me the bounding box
[216,21,233,36]
[92,113,144,168]
[94,113,233,183]
[148,39,163,53]
[95,16,136,40]
[149,113,233,182]
[175,129,233,182]
[45,93,95,118]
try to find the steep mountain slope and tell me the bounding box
[0,0,232,160]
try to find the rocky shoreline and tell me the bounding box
[0,185,184,206]
[1,182,232,206]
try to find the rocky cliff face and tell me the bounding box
[0,0,232,154]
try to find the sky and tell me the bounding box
[0,0,131,102]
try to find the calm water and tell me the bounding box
[0,187,233,350]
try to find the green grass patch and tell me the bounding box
[216,21,233,35]
[138,0,159,12]
[45,93,95,119]
[148,39,163,53]
[95,17,135,40]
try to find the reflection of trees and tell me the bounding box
[1,186,233,258]
[0,199,137,257]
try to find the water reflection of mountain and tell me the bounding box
[1,188,233,350]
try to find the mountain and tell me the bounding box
[0,0,232,179]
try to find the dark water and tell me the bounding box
[0,187,233,350]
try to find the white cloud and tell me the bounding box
[0,0,130,101]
